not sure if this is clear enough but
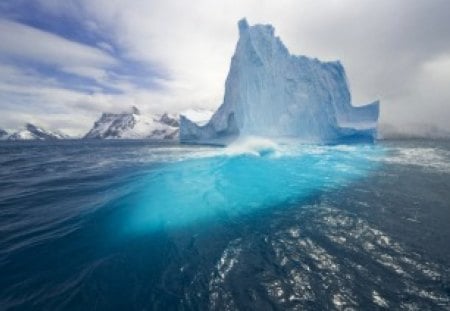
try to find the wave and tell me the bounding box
[224,136,280,157]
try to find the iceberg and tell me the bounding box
[180,19,379,145]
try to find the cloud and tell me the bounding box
[0,62,121,136]
[0,0,449,135]
[0,18,116,72]
[70,0,450,128]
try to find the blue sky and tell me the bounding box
[0,0,449,136]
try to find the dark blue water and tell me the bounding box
[0,139,449,310]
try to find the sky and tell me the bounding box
[0,0,449,136]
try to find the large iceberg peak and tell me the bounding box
[180,19,380,145]
[238,18,249,33]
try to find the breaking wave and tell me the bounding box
[224,136,280,157]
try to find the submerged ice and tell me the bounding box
[126,141,383,231]
[180,19,379,145]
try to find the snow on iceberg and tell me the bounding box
[180,18,379,145]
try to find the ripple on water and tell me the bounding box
[201,205,449,310]
[381,146,450,172]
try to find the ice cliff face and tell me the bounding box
[84,107,179,140]
[180,19,379,145]
[8,124,67,141]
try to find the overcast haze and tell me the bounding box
[0,0,449,136]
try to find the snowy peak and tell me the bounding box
[8,123,67,140]
[180,19,379,145]
[85,112,137,139]
[131,106,140,115]
[84,107,179,140]
[159,113,179,127]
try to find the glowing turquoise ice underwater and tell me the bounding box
[125,141,384,232]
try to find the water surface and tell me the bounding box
[0,139,449,310]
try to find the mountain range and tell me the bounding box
[1,107,213,141]
[1,106,448,142]
[3,124,68,141]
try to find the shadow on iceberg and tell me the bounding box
[180,18,379,146]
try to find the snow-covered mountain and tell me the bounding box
[8,123,68,141]
[84,107,180,140]
[2,108,213,142]
[180,19,379,145]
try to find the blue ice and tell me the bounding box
[125,139,383,232]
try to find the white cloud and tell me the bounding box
[0,62,189,136]
[0,16,161,135]
[71,0,450,129]
[0,19,116,80]
[1,0,450,135]
[0,63,111,135]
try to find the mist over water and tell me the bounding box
[0,139,449,310]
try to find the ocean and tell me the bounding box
[0,139,449,310]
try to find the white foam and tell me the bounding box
[372,290,388,307]
[224,136,280,157]
[383,147,450,172]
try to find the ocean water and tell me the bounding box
[0,139,449,310]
